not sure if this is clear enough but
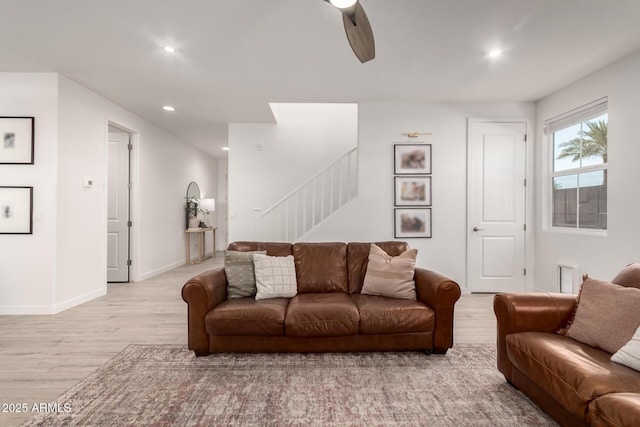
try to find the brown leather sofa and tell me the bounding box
[494,264,640,427]
[182,241,461,356]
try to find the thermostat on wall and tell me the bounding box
[83,177,94,188]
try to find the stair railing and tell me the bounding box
[260,147,358,242]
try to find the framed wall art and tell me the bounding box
[0,116,35,165]
[394,208,431,238]
[394,176,431,206]
[394,143,431,175]
[0,186,33,234]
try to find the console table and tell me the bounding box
[185,227,217,265]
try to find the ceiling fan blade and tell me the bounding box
[342,2,375,63]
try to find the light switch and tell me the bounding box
[83,177,94,188]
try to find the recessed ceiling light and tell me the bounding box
[162,105,175,112]
[163,46,176,53]
[488,49,503,59]
[222,147,230,151]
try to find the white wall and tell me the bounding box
[307,101,535,289]
[0,73,58,313]
[135,112,219,279]
[0,73,219,314]
[57,76,219,284]
[228,103,358,241]
[228,100,535,290]
[534,49,640,291]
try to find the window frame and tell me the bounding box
[545,97,608,234]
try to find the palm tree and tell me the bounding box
[555,120,608,229]
[557,120,607,163]
[557,120,607,184]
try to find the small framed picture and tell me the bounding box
[395,208,432,238]
[394,176,431,206]
[0,187,33,234]
[0,117,34,165]
[394,144,431,175]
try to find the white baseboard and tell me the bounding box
[136,259,185,282]
[0,287,106,315]
[55,287,107,313]
[0,304,56,315]
[133,251,219,282]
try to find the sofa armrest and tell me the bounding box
[181,268,228,356]
[415,267,462,353]
[493,292,577,381]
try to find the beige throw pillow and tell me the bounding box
[565,278,640,354]
[361,244,417,300]
[253,254,298,300]
[612,325,640,372]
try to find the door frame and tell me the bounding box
[106,120,139,282]
[466,117,535,293]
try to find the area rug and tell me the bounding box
[23,344,556,426]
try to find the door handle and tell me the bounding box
[473,227,485,232]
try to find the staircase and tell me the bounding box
[260,148,358,242]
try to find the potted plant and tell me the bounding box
[185,196,203,229]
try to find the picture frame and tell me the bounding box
[0,186,33,234]
[394,176,431,206]
[0,117,34,165]
[394,208,432,238]
[394,143,431,175]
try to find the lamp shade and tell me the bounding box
[200,198,215,212]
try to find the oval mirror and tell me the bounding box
[185,182,201,229]
[186,182,200,200]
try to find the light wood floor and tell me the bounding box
[0,256,495,426]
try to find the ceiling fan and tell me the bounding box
[323,0,375,63]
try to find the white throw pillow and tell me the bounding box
[253,254,298,300]
[611,324,640,372]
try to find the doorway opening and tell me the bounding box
[107,124,133,283]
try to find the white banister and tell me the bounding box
[260,148,358,242]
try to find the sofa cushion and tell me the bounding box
[361,244,417,300]
[588,393,640,427]
[351,294,434,335]
[612,324,640,372]
[206,298,289,336]
[347,241,409,294]
[285,293,359,337]
[293,243,348,293]
[224,250,266,299]
[611,262,640,289]
[506,331,640,419]
[565,278,640,353]
[253,254,298,300]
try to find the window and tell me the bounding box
[546,98,608,231]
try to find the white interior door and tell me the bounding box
[107,131,130,282]
[468,120,527,293]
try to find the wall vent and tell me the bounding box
[557,264,580,294]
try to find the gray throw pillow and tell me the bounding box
[225,250,266,299]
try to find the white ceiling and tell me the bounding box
[2,0,640,158]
